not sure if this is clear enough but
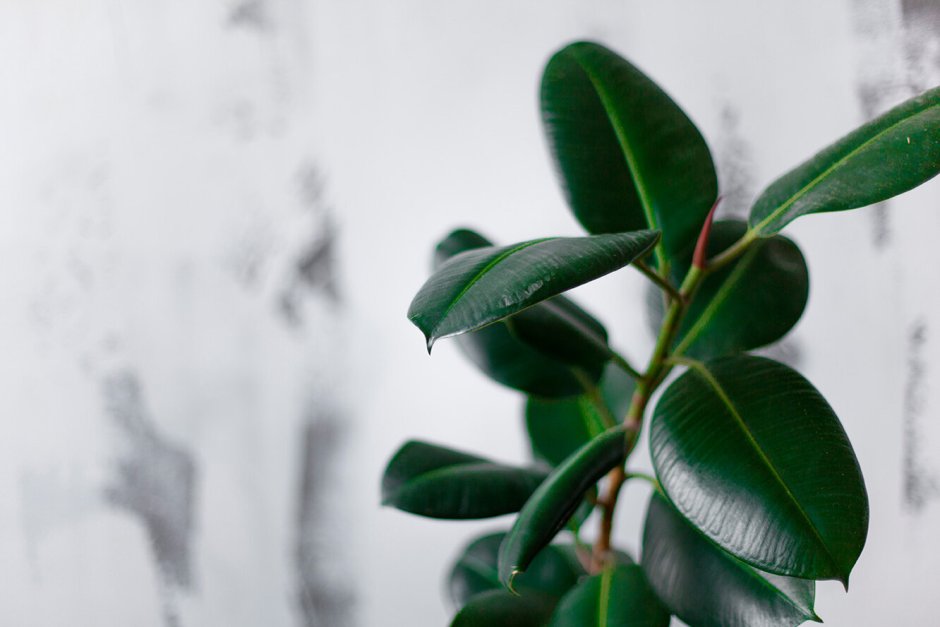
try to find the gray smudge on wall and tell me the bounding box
[295,412,355,627]
[713,104,754,220]
[103,372,197,625]
[902,320,939,512]
[280,164,341,326]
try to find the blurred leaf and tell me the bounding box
[650,356,868,582]
[541,41,717,265]
[674,220,809,359]
[642,493,819,627]
[750,86,940,235]
[548,563,670,627]
[382,441,548,520]
[432,229,620,396]
[410,230,659,349]
[526,363,635,466]
[451,590,557,627]
[499,428,627,589]
[448,532,584,608]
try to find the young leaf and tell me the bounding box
[498,428,627,590]
[548,563,670,627]
[750,86,940,236]
[673,220,809,359]
[541,41,718,264]
[435,228,611,396]
[410,230,659,349]
[448,532,584,608]
[526,363,635,466]
[382,441,548,519]
[451,590,557,627]
[650,356,869,583]
[642,494,819,627]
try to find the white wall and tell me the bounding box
[2,1,939,626]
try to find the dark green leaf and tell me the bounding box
[499,428,627,589]
[448,532,584,608]
[434,228,611,397]
[650,356,869,583]
[548,563,670,627]
[410,230,659,349]
[642,493,819,627]
[674,220,809,359]
[541,41,717,265]
[451,590,557,627]
[526,363,635,466]
[382,441,548,520]
[750,86,940,235]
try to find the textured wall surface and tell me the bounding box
[2,1,939,626]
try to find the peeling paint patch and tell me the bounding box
[103,372,198,623]
[295,413,355,627]
[902,320,939,513]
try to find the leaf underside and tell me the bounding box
[642,493,819,627]
[499,428,627,589]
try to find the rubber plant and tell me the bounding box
[382,41,940,626]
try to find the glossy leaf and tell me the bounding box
[410,230,659,349]
[451,590,557,627]
[548,563,670,627]
[499,428,627,589]
[750,86,940,235]
[382,441,548,520]
[650,356,869,582]
[448,532,584,608]
[541,41,718,264]
[435,229,611,397]
[642,494,819,627]
[526,363,636,466]
[674,220,809,359]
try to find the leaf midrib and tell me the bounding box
[433,238,554,336]
[753,102,939,234]
[571,50,660,250]
[597,567,613,626]
[685,361,839,575]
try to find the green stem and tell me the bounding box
[608,349,642,380]
[634,260,683,303]
[575,372,618,430]
[625,471,661,490]
[589,226,762,572]
[705,228,759,275]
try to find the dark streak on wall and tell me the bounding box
[902,320,939,513]
[295,413,355,627]
[103,372,197,626]
[714,104,754,220]
[279,164,341,327]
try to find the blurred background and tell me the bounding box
[1,1,939,625]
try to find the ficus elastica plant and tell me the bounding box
[382,40,940,626]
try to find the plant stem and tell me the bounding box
[705,228,759,275]
[590,232,756,569]
[634,260,683,303]
[608,349,642,380]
